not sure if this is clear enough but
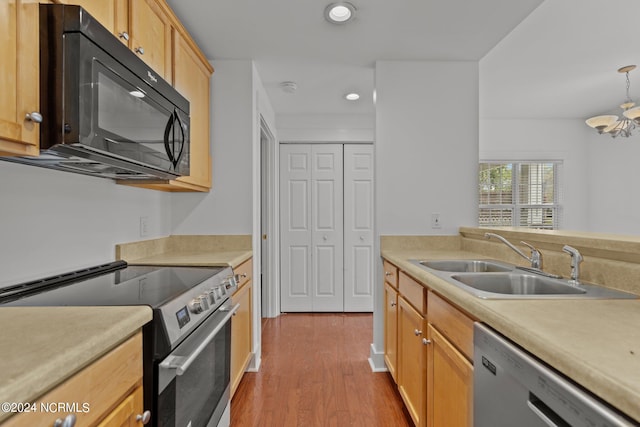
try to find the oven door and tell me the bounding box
[157,303,239,427]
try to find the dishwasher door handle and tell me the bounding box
[526,396,565,427]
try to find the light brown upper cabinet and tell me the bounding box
[57,0,172,81]
[129,0,172,81]
[57,0,214,192]
[56,0,127,40]
[0,0,41,157]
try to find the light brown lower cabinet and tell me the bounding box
[231,257,253,398]
[383,258,476,427]
[2,332,146,427]
[383,281,399,381]
[397,296,428,427]
[427,324,473,427]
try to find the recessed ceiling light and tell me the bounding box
[345,92,360,101]
[324,2,356,24]
[279,81,298,94]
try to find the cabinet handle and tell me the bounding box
[119,31,130,41]
[25,112,43,123]
[53,414,76,427]
[414,329,422,336]
[136,410,151,424]
[422,338,432,345]
[384,271,392,276]
[241,273,248,278]
[390,301,396,307]
[135,46,145,55]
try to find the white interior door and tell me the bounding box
[343,144,374,311]
[280,144,344,312]
[311,144,344,311]
[279,145,312,311]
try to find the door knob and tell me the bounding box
[359,236,365,241]
[323,235,328,241]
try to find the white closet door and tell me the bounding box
[343,144,374,311]
[280,145,312,311]
[311,144,344,312]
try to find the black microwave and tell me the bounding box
[5,4,190,180]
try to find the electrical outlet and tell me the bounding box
[431,213,442,229]
[140,216,149,237]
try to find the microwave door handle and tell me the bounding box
[173,110,186,164]
[159,304,240,376]
[163,111,177,167]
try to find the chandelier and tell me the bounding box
[585,65,640,138]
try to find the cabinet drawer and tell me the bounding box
[428,291,474,361]
[234,257,252,288]
[3,332,143,427]
[383,260,398,289]
[399,271,427,315]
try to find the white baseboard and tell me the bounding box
[246,345,262,372]
[368,343,388,372]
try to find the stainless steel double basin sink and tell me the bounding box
[409,259,638,299]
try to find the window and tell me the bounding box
[479,161,561,229]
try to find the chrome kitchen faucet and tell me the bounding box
[484,232,543,270]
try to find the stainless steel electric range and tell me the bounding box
[0,260,238,427]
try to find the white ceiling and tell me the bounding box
[166,0,640,122]
[481,0,640,120]
[165,0,543,117]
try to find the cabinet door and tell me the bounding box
[231,280,253,398]
[0,0,39,156]
[96,386,143,427]
[56,0,128,41]
[427,325,473,427]
[398,296,428,427]
[173,30,212,189]
[384,282,398,382]
[129,0,171,80]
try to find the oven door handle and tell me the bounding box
[160,303,240,376]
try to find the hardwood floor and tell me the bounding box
[231,313,413,427]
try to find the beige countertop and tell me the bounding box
[127,249,252,269]
[0,306,152,423]
[382,248,640,423]
[115,235,252,269]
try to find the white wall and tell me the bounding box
[171,60,255,234]
[480,118,590,231]
[372,60,479,367]
[587,132,640,235]
[277,114,374,142]
[375,61,479,236]
[0,162,171,286]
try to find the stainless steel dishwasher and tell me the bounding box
[473,323,637,427]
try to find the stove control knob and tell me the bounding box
[206,289,217,304]
[189,296,208,314]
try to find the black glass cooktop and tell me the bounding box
[0,263,224,307]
